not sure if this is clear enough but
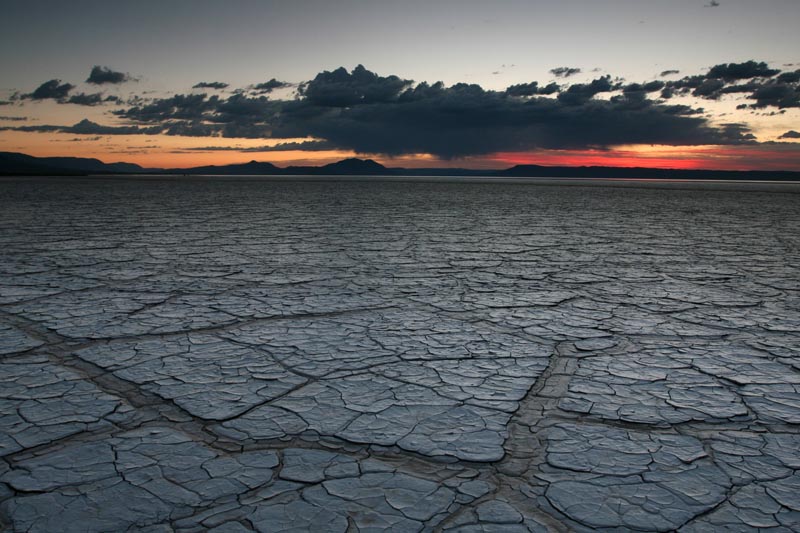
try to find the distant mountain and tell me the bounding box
[178,160,280,175]
[174,157,389,176]
[316,158,390,175]
[0,151,145,175]
[273,158,392,176]
[2,151,799,181]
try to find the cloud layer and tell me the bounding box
[8,61,800,158]
[86,66,132,85]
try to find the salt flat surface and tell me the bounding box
[1,177,799,532]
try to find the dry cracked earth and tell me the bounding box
[1,177,799,532]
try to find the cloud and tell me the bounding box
[299,65,410,106]
[550,67,581,78]
[1,118,161,135]
[64,93,121,106]
[749,83,800,108]
[0,116,27,121]
[659,70,680,77]
[538,82,560,95]
[113,93,222,122]
[706,60,779,81]
[252,78,290,93]
[11,65,776,158]
[623,81,666,94]
[660,60,798,106]
[705,0,720,7]
[557,75,617,105]
[778,130,800,139]
[193,81,229,89]
[86,66,131,85]
[692,79,725,98]
[179,140,334,152]
[21,78,123,105]
[0,101,12,106]
[26,79,75,100]
[505,82,540,97]
[268,68,750,157]
[777,70,800,83]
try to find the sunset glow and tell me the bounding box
[1,0,798,173]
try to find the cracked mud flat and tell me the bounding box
[1,176,799,532]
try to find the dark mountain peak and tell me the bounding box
[320,158,388,174]
[3,151,799,180]
[181,160,279,174]
[0,151,144,175]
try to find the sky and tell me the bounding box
[1,0,799,170]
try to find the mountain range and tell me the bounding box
[2,151,799,181]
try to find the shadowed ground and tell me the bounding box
[1,177,799,532]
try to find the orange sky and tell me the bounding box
[2,129,800,171]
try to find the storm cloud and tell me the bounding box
[193,81,229,89]
[180,140,334,152]
[86,66,131,85]
[706,60,779,81]
[108,65,755,157]
[26,79,75,100]
[1,119,161,135]
[65,93,121,106]
[14,63,797,157]
[661,60,800,107]
[252,78,290,93]
[550,67,582,78]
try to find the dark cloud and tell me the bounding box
[557,76,617,105]
[505,82,539,97]
[777,70,800,83]
[778,130,800,139]
[705,0,720,7]
[11,65,772,157]
[538,82,560,95]
[65,136,102,142]
[692,79,725,98]
[67,119,160,135]
[659,69,680,77]
[180,140,333,152]
[1,119,161,135]
[749,83,800,108]
[20,79,122,106]
[65,93,120,106]
[86,66,131,85]
[505,81,562,97]
[0,100,12,106]
[252,78,290,93]
[659,61,799,105]
[0,124,62,133]
[623,81,666,95]
[268,69,750,157]
[550,67,581,78]
[27,79,75,100]
[300,65,410,106]
[114,93,222,122]
[193,81,229,89]
[706,60,779,81]
[0,116,27,121]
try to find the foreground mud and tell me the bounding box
[1,177,799,532]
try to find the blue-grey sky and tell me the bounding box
[1,0,799,169]
[3,0,798,89]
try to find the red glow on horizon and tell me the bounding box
[493,152,708,170]
[489,145,800,172]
